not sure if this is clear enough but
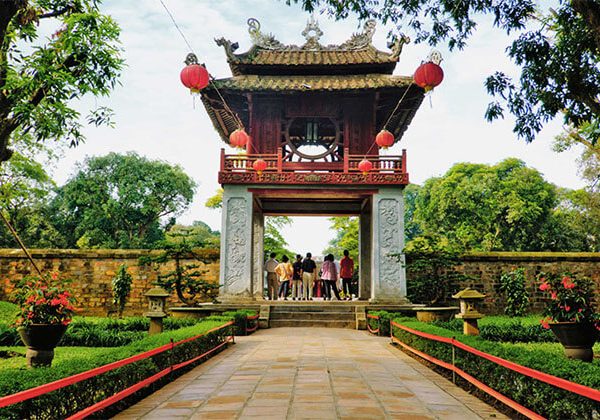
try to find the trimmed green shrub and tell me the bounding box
[367,310,397,336]
[0,316,203,347]
[112,265,133,317]
[222,310,258,336]
[432,317,556,343]
[498,267,530,316]
[0,320,232,419]
[391,318,600,419]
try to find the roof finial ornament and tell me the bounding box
[427,50,443,65]
[302,15,323,50]
[246,17,285,50]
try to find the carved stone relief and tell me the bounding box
[224,197,249,293]
[378,198,401,290]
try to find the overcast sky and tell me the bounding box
[55,0,584,255]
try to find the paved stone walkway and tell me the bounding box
[114,328,507,420]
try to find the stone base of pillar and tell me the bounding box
[217,293,257,304]
[368,297,412,305]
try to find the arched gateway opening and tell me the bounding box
[200,18,425,303]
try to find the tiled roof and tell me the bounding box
[230,46,397,66]
[214,19,409,75]
[207,74,413,92]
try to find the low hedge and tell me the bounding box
[366,310,396,336]
[391,318,600,419]
[0,317,203,347]
[432,316,556,343]
[0,320,233,419]
[222,310,258,336]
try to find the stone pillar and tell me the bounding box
[219,185,254,302]
[251,203,265,300]
[371,188,409,303]
[359,199,372,300]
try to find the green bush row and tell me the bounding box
[0,316,205,347]
[391,318,600,419]
[0,320,233,419]
[432,318,556,343]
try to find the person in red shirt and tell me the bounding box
[339,249,355,300]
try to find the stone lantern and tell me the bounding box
[144,286,169,335]
[452,288,485,336]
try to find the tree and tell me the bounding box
[413,158,560,251]
[0,132,63,247]
[205,188,294,258]
[166,221,220,249]
[51,152,196,249]
[323,217,358,260]
[292,1,600,147]
[140,233,219,306]
[0,1,123,164]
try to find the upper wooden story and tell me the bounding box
[200,18,425,186]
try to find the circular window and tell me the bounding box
[284,117,340,160]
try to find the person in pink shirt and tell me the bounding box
[321,254,341,301]
[339,249,355,300]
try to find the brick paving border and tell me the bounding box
[114,328,507,419]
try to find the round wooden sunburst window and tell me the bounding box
[284,117,340,160]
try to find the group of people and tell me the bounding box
[265,250,356,301]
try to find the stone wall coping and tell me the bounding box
[0,248,220,260]
[460,251,600,262]
[1,248,597,261]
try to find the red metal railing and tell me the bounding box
[0,322,235,418]
[220,147,406,175]
[390,321,600,419]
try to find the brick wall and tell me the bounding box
[448,252,600,314]
[0,249,598,315]
[0,249,220,316]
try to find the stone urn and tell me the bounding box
[548,322,599,362]
[18,324,68,368]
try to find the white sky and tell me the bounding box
[52,0,585,254]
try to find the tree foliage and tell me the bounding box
[51,152,196,249]
[292,0,600,146]
[323,216,358,260]
[0,0,123,164]
[0,132,62,247]
[166,221,220,249]
[205,188,294,258]
[413,158,559,251]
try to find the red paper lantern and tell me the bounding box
[358,159,373,175]
[375,129,395,149]
[253,159,267,175]
[413,62,444,92]
[229,128,249,149]
[180,64,209,93]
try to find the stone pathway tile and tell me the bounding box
[114,328,508,420]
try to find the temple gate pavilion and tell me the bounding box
[200,18,426,303]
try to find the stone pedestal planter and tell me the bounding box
[415,307,459,323]
[18,324,68,368]
[549,322,598,362]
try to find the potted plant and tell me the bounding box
[538,273,600,362]
[12,273,77,368]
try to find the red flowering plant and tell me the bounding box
[12,273,77,327]
[537,273,600,330]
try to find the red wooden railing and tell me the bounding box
[220,148,406,175]
[390,321,600,419]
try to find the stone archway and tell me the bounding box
[218,185,408,304]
